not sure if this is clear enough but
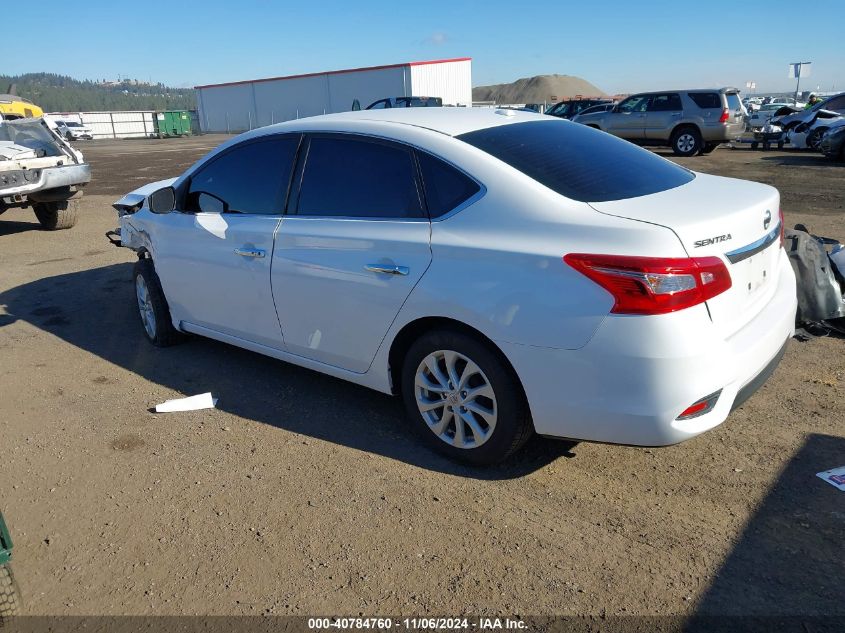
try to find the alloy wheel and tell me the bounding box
[677,133,696,153]
[135,275,157,339]
[414,349,498,449]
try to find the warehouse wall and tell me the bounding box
[410,60,472,107]
[196,60,472,133]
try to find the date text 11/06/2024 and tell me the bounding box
[307,618,527,630]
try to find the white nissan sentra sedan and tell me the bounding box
[113,108,797,465]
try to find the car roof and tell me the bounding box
[245,107,544,139]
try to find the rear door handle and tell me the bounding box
[365,264,409,276]
[234,248,265,258]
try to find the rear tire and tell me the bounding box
[0,563,21,620]
[33,199,79,230]
[133,258,180,347]
[400,329,532,466]
[671,127,702,156]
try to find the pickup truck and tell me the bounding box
[0,117,91,230]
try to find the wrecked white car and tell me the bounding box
[0,117,91,229]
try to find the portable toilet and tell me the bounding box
[154,110,192,137]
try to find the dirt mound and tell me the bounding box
[473,74,607,104]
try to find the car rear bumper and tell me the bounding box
[499,249,797,446]
[0,164,91,198]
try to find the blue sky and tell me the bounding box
[12,0,844,94]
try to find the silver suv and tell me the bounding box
[574,88,745,156]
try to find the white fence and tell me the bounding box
[46,111,156,138]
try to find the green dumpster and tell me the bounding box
[153,110,192,137]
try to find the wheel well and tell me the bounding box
[670,123,701,140]
[586,124,600,129]
[387,317,527,402]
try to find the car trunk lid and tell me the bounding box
[590,173,783,338]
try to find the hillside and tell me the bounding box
[473,74,607,104]
[1,73,196,112]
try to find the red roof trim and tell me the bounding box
[194,58,472,90]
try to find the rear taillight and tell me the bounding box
[778,208,785,248]
[719,108,730,123]
[563,254,732,315]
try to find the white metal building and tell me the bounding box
[194,58,472,133]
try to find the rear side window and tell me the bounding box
[417,151,481,218]
[457,120,695,203]
[688,93,721,109]
[186,136,299,214]
[296,136,424,218]
[649,94,682,111]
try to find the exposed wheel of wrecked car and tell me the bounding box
[806,128,827,151]
[133,258,180,347]
[671,127,702,157]
[33,199,79,230]
[401,329,532,465]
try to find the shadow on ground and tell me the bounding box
[0,219,40,236]
[0,263,575,479]
[684,432,844,632]
[760,154,843,167]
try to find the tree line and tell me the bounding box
[1,73,196,112]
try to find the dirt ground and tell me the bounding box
[0,136,843,620]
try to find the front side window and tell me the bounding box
[296,136,423,219]
[186,136,299,214]
[649,94,682,111]
[457,120,695,203]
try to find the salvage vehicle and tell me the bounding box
[112,109,796,465]
[365,96,442,109]
[789,115,845,151]
[772,92,845,131]
[820,124,845,160]
[53,120,94,141]
[747,103,798,130]
[0,93,43,120]
[575,88,746,156]
[545,98,614,120]
[0,117,91,230]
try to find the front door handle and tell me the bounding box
[234,248,265,258]
[365,264,409,276]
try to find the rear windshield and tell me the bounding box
[457,120,694,203]
[688,92,722,109]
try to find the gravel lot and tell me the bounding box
[1,136,843,619]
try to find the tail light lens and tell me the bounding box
[719,108,730,123]
[778,208,785,248]
[564,254,732,315]
[677,390,722,420]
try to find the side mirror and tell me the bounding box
[148,186,176,214]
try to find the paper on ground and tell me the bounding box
[816,466,845,491]
[155,392,217,413]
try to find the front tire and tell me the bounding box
[133,258,179,347]
[0,563,21,620]
[33,199,79,230]
[671,127,702,156]
[401,329,532,465]
[807,128,827,151]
